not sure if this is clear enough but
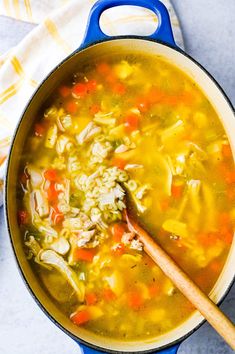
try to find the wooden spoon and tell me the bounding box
[125,211,235,350]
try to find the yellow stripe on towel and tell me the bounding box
[0,58,5,69]
[24,0,33,22]
[0,80,23,105]
[0,155,7,166]
[0,136,11,148]
[3,0,11,16]
[29,78,38,88]
[13,0,20,19]
[11,56,24,76]
[44,19,72,54]
[10,56,38,88]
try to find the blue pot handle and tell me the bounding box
[79,343,180,354]
[80,0,176,49]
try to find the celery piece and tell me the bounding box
[161,120,184,143]
[188,179,201,215]
[39,249,85,302]
[162,219,188,238]
[45,124,57,148]
[202,183,216,230]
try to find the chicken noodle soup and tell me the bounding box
[18,53,235,339]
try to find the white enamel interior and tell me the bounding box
[7,38,235,353]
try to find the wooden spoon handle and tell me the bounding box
[127,215,235,350]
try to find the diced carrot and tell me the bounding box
[160,198,170,211]
[182,132,192,141]
[148,87,165,104]
[127,291,144,310]
[194,273,207,289]
[50,205,64,225]
[103,288,116,301]
[164,92,193,106]
[224,231,233,245]
[44,169,58,182]
[227,187,235,201]
[72,83,87,98]
[18,210,28,225]
[148,283,160,297]
[180,92,193,105]
[85,292,98,306]
[34,123,45,137]
[218,212,231,227]
[220,227,233,245]
[111,223,127,243]
[58,85,71,98]
[97,62,111,75]
[70,309,91,326]
[210,260,222,273]
[218,162,227,177]
[198,232,218,247]
[124,113,139,133]
[106,73,117,84]
[112,83,126,95]
[218,212,234,244]
[182,301,195,313]
[136,97,149,113]
[201,214,234,246]
[47,182,59,202]
[74,248,96,262]
[171,184,183,198]
[218,162,235,184]
[225,170,235,184]
[66,100,78,114]
[147,89,193,107]
[20,171,29,185]
[86,79,97,93]
[222,144,232,159]
[89,104,100,115]
[163,95,178,106]
[54,213,64,225]
[111,157,126,170]
[112,243,125,256]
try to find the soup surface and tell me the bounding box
[17,52,234,340]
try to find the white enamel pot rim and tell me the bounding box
[4,35,235,354]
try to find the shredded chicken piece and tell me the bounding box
[38,250,85,301]
[124,164,143,170]
[25,235,41,256]
[76,122,101,145]
[115,144,130,153]
[50,237,70,255]
[56,135,70,154]
[34,190,49,217]
[121,232,135,245]
[77,229,96,247]
[130,239,143,251]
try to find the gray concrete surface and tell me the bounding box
[0,1,234,353]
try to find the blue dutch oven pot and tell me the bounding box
[5,0,235,354]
